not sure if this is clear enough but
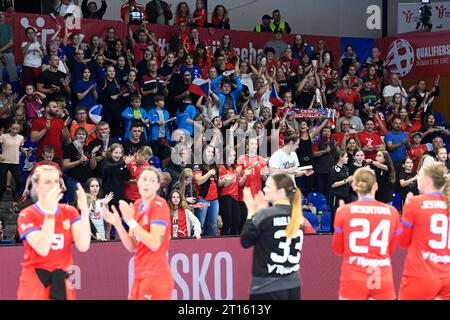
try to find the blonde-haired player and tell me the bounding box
[17,165,91,300]
[332,167,401,300]
[399,162,450,300]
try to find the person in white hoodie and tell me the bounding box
[168,190,201,239]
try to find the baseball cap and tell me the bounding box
[412,132,423,138]
[262,14,272,20]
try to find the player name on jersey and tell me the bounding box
[350,205,392,215]
[349,256,391,268]
[273,216,290,227]
[421,200,448,209]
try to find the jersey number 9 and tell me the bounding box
[429,214,450,249]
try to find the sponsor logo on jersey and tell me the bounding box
[63,219,71,230]
[349,256,391,268]
[421,251,450,264]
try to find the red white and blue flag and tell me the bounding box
[189,78,211,97]
[269,83,284,108]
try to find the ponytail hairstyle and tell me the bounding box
[419,162,449,215]
[270,173,303,239]
[352,167,376,196]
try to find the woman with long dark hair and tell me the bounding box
[211,5,230,29]
[241,173,304,300]
[168,189,201,239]
[366,151,396,205]
[218,146,242,235]
[329,150,354,221]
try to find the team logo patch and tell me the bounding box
[63,219,71,230]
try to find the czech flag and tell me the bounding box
[89,104,103,124]
[269,83,284,108]
[189,78,211,97]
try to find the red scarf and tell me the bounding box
[176,208,188,238]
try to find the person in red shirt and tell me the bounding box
[30,100,70,162]
[191,0,207,27]
[219,146,242,235]
[124,146,151,202]
[193,144,220,236]
[398,161,450,300]
[128,23,160,67]
[121,0,148,23]
[332,167,401,300]
[17,165,91,300]
[237,137,268,231]
[336,80,362,106]
[357,119,385,161]
[210,5,230,29]
[407,132,428,172]
[103,166,173,300]
[174,2,191,25]
[407,96,423,133]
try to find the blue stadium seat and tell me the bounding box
[303,211,319,231]
[307,192,330,211]
[317,212,332,233]
[393,193,401,211]
[434,111,446,126]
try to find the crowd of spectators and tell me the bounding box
[0,1,449,243]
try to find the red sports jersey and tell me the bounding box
[237,155,267,201]
[133,197,172,280]
[333,199,401,282]
[124,160,150,201]
[399,193,450,278]
[219,165,239,200]
[357,131,384,161]
[18,204,80,271]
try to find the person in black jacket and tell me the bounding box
[81,0,107,19]
[101,143,132,213]
[146,0,173,25]
[99,66,124,138]
[241,173,304,300]
[329,150,355,227]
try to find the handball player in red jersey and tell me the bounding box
[332,167,401,300]
[398,162,450,300]
[17,165,91,300]
[103,166,173,300]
